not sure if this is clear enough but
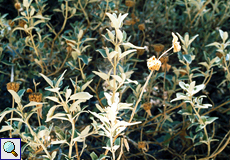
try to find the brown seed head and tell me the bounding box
[216,52,223,58]
[66,46,72,53]
[7,82,20,92]
[147,56,161,71]
[138,141,146,149]
[8,20,15,27]
[14,2,21,10]
[159,56,169,64]
[130,19,136,25]
[152,44,164,53]
[137,49,145,56]
[138,24,145,31]
[161,63,171,72]
[142,102,151,111]
[125,0,135,7]
[29,92,42,102]
[18,20,26,28]
[131,13,136,18]
[124,20,132,25]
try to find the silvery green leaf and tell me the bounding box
[195,103,212,109]
[170,92,189,102]
[70,92,93,100]
[0,125,13,133]
[45,105,60,122]
[205,117,218,125]
[55,70,67,88]
[93,70,109,80]
[116,29,123,42]
[188,81,196,94]
[8,90,21,105]
[95,104,104,113]
[45,87,60,92]
[51,140,67,145]
[69,100,86,112]
[122,42,144,49]
[81,79,93,91]
[0,108,16,123]
[46,96,60,103]
[96,49,107,58]
[39,73,53,87]
[195,124,205,132]
[65,89,72,100]
[119,49,136,60]
[46,113,68,122]
[188,34,199,46]
[23,101,44,109]
[118,103,133,110]
[8,118,24,123]
[192,84,205,95]
[90,152,98,160]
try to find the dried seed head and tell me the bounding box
[131,13,136,18]
[125,0,135,7]
[159,56,169,64]
[43,42,48,48]
[142,102,151,111]
[138,24,145,31]
[130,19,136,25]
[124,20,132,25]
[138,141,149,152]
[135,18,140,23]
[66,46,72,53]
[147,56,161,71]
[137,49,145,56]
[216,52,223,58]
[18,20,26,28]
[138,141,146,149]
[29,92,42,102]
[153,44,164,53]
[8,20,15,27]
[7,82,20,92]
[161,63,171,72]
[14,2,21,10]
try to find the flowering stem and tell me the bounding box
[10,97,15,138]
[158,46,173,60]
[129,70,154,123]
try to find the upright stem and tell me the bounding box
[69,118,75,158]
[191,102,210,156]
[10,97,15,138]
[129,70,154,123]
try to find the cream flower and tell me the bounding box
[172,32,181,52]
[147,56,161,71]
